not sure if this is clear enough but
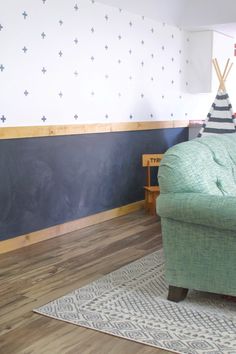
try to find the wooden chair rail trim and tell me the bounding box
[0,200,145,254]
[0,120,189,140]
[188,120,204,127]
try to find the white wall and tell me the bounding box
[0,0,228,127]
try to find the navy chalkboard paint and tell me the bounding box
[0,128,188,240]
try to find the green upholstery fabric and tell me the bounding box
[157,133,236,296]
[161,219,236,295]
[158,134,236,196]
[158,193,236,232]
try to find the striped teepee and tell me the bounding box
[198,59,236,137]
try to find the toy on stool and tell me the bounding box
[142,154,163,215]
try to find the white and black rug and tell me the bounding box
[34,250,236,354]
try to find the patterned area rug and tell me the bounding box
[34,250,236,354]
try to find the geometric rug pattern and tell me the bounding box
[34,250,236,354]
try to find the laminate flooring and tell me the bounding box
[0,210,169,354]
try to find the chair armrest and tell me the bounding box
[157,193,236,231]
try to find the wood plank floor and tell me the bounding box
[0,210,170,354]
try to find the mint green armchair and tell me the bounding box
[157,134,236,302]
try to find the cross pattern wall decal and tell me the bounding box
[0,0,196,126]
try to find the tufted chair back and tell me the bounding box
[158,134,236,196]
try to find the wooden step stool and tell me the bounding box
[142,154,163,215]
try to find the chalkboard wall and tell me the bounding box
[0,128,188,241]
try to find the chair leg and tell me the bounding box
[167,286,188,302]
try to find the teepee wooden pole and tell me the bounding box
[214,58,225,91]
[214,58,222,77]
[222,58,230,81]
[212,59,223,90]
[212,59,221,81]
[224,62,233,83]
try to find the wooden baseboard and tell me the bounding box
[0,200,145,254]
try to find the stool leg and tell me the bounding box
[144,190,149,211]
[150,197,156,215]
[150,191,159,215]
